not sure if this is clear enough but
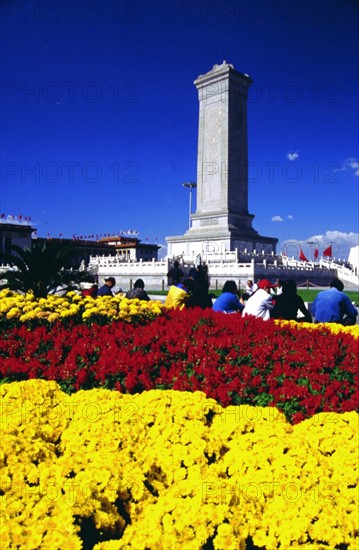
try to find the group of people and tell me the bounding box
[165,261,213,310]
[82,277,150,301]
[217,277,357,325]
[83,265,357,326]
[165,262,357,325]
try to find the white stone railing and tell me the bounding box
[319,259,359,286]
[279,256,358,286]
[89,255,168,268]
[78,252,358,290]
[195,250,239,264]
[0,264,18,273]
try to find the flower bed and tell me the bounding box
[1,307,358,423]
[0,289,164,324]
[1,291,358,548]
[1,380,358,550]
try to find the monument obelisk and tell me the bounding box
[167,61,277,259]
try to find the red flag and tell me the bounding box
[299,247,308,262]
[323,245,332,257]
[314,247,319,260]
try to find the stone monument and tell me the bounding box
[167,61,278,259]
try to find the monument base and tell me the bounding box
[166,224,278,262]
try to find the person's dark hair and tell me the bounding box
[182,278,194,292]
[174,261,179,268]
[222,280,238,294]
[134,278,145,289]
[282,279,297,294]
[330,278,344,291]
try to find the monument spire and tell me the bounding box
[166,62,277,260]
[193,60,253,223]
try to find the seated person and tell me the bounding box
[213,280,244,314]
[125,279,150,301]
[312,278,357,325]
[167,261,184,286]
[271,279,312,322]
[242,279,274,320]
[165,278,193,310]
[97,277,116,297]
[188,265,213,309]
[82,283,98,298]
[245,279,257,296]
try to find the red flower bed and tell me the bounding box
[1,309,358,423]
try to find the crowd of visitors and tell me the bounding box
[164,262,356,325]
[81,263,357,326]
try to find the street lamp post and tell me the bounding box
[182,182,197,229]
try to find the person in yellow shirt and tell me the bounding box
[165,278,193,310]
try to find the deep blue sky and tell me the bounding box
[1,0,358,259]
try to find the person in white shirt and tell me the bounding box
[245,279,257,295]
[271,279,283,296]
[242,279,274,320]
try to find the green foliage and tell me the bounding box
[0,242,91,298]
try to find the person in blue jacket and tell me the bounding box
[312,278,357,325]
[213,280,244,314]
[97,277,116,297]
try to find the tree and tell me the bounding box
[0,242,92,298]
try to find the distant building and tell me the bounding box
[35,235,160,267]
[0,221,160,268]
[0,221,33,260]
[98,236,160,261]
[35,237,118,268]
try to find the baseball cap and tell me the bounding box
[258,279,274,289]
[105,277,116,285]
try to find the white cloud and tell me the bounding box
[334,158,359,176]
[345,158,359,176]
[280,231,359,260]
[271,215,293,222]
[287,150,299,161]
